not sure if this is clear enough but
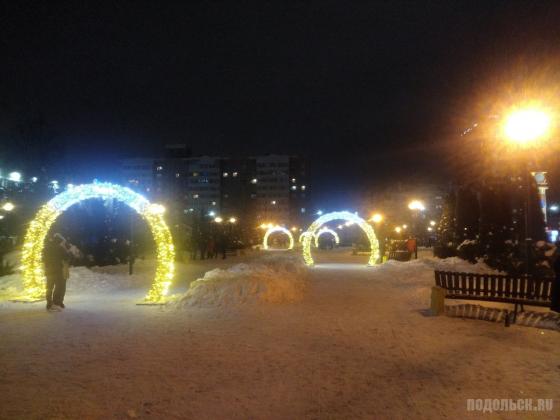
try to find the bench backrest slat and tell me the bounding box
[433,270,553,302]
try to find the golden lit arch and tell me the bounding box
[302,211,379,266]
[21,182,175,303]
[314,227,340,247]
[263,226,294,250]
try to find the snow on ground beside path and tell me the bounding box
[173,253,308,307]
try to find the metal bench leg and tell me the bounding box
[504,310,510,327]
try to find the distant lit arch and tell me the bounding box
[263,226,294,250]
[21,182,175,303]
[314,227,340,248]
[302,211,379,266]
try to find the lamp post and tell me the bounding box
[407,200,425,259]
[502,106,552,274]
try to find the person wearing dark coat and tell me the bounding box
[43,233,71,310]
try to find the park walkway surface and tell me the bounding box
[0,250,558,419]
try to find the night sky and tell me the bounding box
[2,1,560,206]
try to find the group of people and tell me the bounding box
[189,231,228,260]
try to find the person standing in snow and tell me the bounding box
[43,233,71,311]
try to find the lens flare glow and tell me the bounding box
[314,227,340,247]
[263,225,294,250]
[503,108,551,145]
[20,182,175,303]
[302,211,379,266]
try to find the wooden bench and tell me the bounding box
[388,250,411,261]
[434,270,553,325]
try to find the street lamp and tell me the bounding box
[408,200,425,211]
[214,217,223,223]
[2,202,14,212]
[228,217,236,224]
[370,213,383,223]
[503,107,551,147]
[8,172,21,182]
[502,105,553,274]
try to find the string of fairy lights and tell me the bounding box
[20,182,175,303]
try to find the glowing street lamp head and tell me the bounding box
[229,217,237,224]
[430,220,436,226]
[8,172,21,182]
[503,107,551,146]
[370,213,383,223]
[408,200,425,211]
[214,216,223,223]
[395,226,402,233]
[2,202,15,212]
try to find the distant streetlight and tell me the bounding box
[228,217,237,224]
[0,215,4,220]
[402,224,408,229]
[395,226,402,234]
[370,213,383,223]
[408,200,425,211]
[430,220,436,226]
[8,172,21,182]
[316,210,323,216]
[2,202,14,212]
[503,107,551,146]
[214,217,223,223]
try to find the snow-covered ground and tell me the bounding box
[0,247,558,419]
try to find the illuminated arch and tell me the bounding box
[21,182,175,303]
[302,211,379,266]
[263,226,294,250]
[314,227,340,248]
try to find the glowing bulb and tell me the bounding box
[2,202,14,212]
[229,217,236,224]
[8,172,21,182]
[504,108,551,145]
[370,213,383,223]
[430,220,436,226]
[408,200,425,211]
[214,217,223,223]
[395,226,402,233]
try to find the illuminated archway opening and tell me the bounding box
[314,227,340,248]
[21,182,175,303]
[302,211,379,266]
[263,226,294,250]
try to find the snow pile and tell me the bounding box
[67,259,155,293]
[173,255,308,307]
